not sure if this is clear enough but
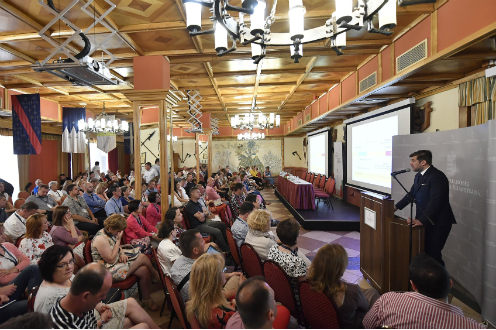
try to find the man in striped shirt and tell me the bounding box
[363,253,485,329]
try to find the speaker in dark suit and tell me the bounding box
[395,150,456,267]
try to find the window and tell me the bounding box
[0,135,20,196]
[89,142,108,175]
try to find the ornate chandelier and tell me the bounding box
[183,0,398,63]
[78,102,129,134]
[238,132,266,140]
[231,113,280,130]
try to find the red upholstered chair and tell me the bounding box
[263,260,302,324]
[14,198,25,209]
[18,192,30,200]
[151,248,172,317]
[181,209,211,243]
[302,171,307,180]
[313,174,321,187]
[27,286,39,312]
[226,228,241,271]
[324,177,336,210]
[189,314,202,329]
[219,209,231,228]
[299,281,341,329]
[305,173,311,182]
[316,175,326,192]
[15,235,24,247]
[309,173,315,184]
[164,272,191,329]
[240,243,264,278]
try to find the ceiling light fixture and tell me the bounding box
[78,102,129,134]
[238,132,266,140]
[183,0,399,64]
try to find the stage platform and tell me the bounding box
[275,188,360,231]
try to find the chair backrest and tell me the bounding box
[27,286,39,313]
[313,174,321,187]
[309,173,315,183]
[219,209,231,228]
[240,243,264,277]
[305,173,311,182]
[226,228,242,267]
[302,171,307,180]
[14,198,25,209]
[189,314,202,329]
[299,281,340,329]
[263,260,300,320]
[318,175,326,190]
[181,210,191,230]
[325,177,336,195]
[84,236,94,264]
[60,195,67,204]
[164,273,190,329]
[18,191,30,200]
[15,235,24,248]
[151,248,169,299]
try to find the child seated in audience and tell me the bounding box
[267,218,311,279]
[307,243,379,329]
[18,213,54,265]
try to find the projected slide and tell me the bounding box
[309,133,327,175]
[351,115,398,188]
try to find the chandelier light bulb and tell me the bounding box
[335,0,352,24]
[215,21,228,52]
[95,120,101,129]
[262,133,265,139]
[251,43,262,59]
[378,0,397,31]
[288,0,305,40]
[276,115,280,127]
[335,28,347,48]
[88,118,94,129]
[101,118,106,128]
[185,2,202,32]
[113,120,118,130]
[269,113,275,124]
[250,0,266,35]
[290,44,303,57]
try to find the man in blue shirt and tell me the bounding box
[83,183,107,218]
[105,185,127,217]
[144,180,160,197]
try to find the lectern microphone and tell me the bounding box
[391,168,411,176]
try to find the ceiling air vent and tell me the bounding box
[298,119,303,126]
[396,39,428,74]
[305,114,311,122]
[359,71,377,93]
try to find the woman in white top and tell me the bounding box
[156,219,181,276]
[244,209,277,261]
[35,245,159,329]
[178,178,189,202]
[173,179,188,206]
[47,181,63,203]
[18,214,54,265]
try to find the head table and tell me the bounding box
[276,172,316,210]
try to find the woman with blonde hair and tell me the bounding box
[307,243,379,329]
[244,209,277,261]
[91,214,160,311]
[186,253,235,329]
[18,213,54,265]
[95,182,109,202]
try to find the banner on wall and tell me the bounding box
[333,141,343,198]
[392,121,496,325]
[97,132,116,153]
[62,107,86,153]
[11,93,42,154]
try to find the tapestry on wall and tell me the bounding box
[212,140,282,175]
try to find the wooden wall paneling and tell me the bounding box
[318,93,327,117]
[431,10,438,55]
[378,51,383,84]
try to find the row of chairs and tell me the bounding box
[302,171,336,210]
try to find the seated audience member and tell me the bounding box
[63,184,101,236]
[230,183,246,219]
[95,182,109,202]
[363,253,485,329]
[231,202,256,248]
[0,182,16,214]
[0,223,42,324]
[157,220,182,276]
[206,177,222,201]
[171,229,243,302]
[125,200,159,255]
[173,179,188,206]
[263,166,275,187]
[198,184,228,216]
[267,218,311,278]
[245,194,278,226]
[249,166,264,187]
[226,277,291,329]
[184,187,229,252]
[3,201,39,240]
[89,177,99,189]
[19,213,54,265]
[185,173,197,197]
[0,312,54,329]
[48,181,64,203]
[144,180,159,196]
[145,192,162,227]
[244,210,277,261]
[49,206,85,271]
[129,180,136,199]
[82,183,107,219]
[178,178,189,201]
[91,214,160,310]
[308,244,379,329]
[104,185,126,217]
[120,186,134,213]
[187,253,244,328]
[61,180,72,196]
[59,174,67,188]
[0,195,9,223]
[49,262,160,329]
[32,179,43,195]
[164,206,186,245]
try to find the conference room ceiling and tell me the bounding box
[0,0,442,129]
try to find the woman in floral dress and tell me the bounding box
[18,213,53,265]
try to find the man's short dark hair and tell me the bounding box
[276,218,300,246]
[155,158,160,164]
[70,263,108,296]
[108,185,119,195]
[233,183,244,192]
[128,200,141,213]
[148,192,157,203]
[95,161,99,165]
[239,202,256,216]
[409,253,450,299]
[245,194,257,203]
[145,162,152,167]
[66,184,76,193]
[21,201,39,211]
[236,276,271,329]
[0,312,54,329]
[39,184,49,190]
[189,187,199,195]
[179,229,201,258]
[89,171,94,175]
[90,178,99,183]
[187,173,193,178]
[410,150,432,165]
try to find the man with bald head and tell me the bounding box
[226,277,290,329]
[50,263,159,329]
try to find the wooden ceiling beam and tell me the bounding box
[179,80,338,89]
[203,62,227,118]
